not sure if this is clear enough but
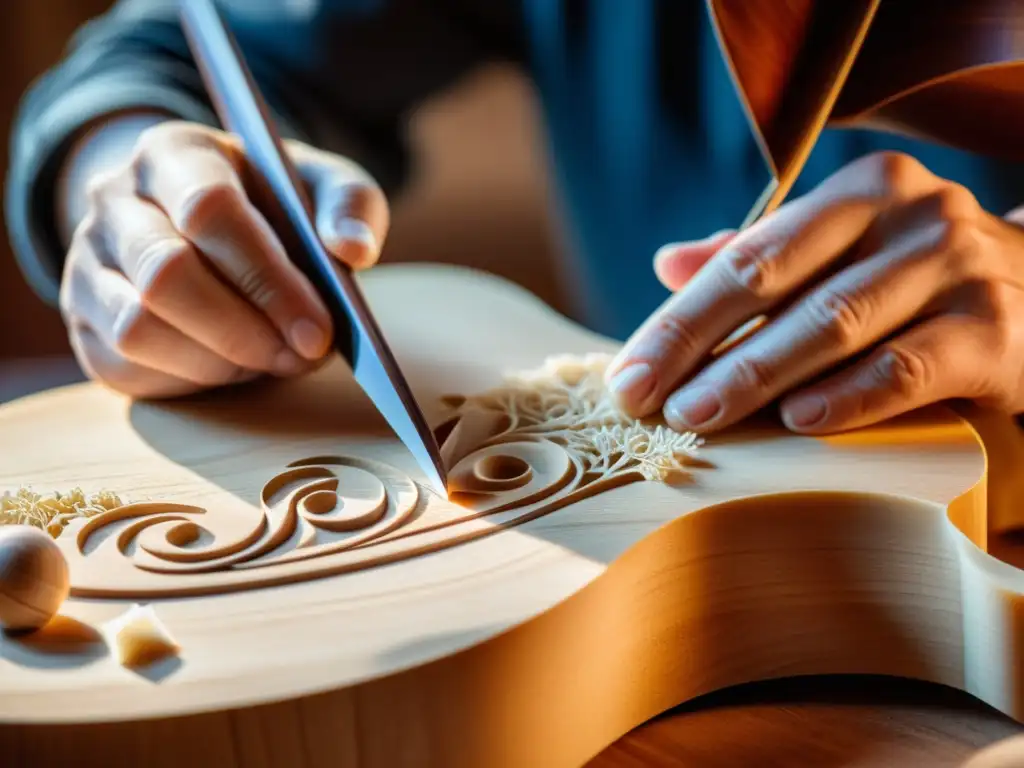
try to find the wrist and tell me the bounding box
[55,110,173,248]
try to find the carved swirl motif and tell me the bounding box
[71,456,418,576]
[59,354,703,598]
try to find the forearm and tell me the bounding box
[56,110,173,248]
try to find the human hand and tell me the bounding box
[59,120,388,398]
[605,151,1024,435]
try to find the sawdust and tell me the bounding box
[0,487,123,537]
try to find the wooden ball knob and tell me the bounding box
[0,525,70,633]
[961,735,1024,767]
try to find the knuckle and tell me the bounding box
[716,239,776,299]
[134,239,196,307]
[977,284,1020,361]
[876,343,932,398]
[73,210,107,257]
[83,170,127,213]
[174,181,245,237]
[930,184,981,223]
[132,122,238,194]
[730,355,776,392]
[110,302,150,357]
[990,298,1018,356]
[134,120,211,156]
[233,263,281,310]
[131,123,183,170]
[865,151,926,196]
[936,216,984,277]
[135,121,179,151]
[969,279,1008,315]
[83,176,107,209]
[806,288,871,350]
[130,124,180,189]
[650,312,703,359]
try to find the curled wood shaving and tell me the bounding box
[0,487,123,537]
[444,353,704,483]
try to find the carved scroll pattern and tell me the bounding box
[59,354,703,598]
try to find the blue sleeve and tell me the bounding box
[5,0,522,307]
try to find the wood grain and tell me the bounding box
[0,264,1023,766]
[6,2,1024,763]
[591,676,1024,768]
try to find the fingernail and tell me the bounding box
[289,318,329,359]
[606,362,656,410]
[274,348,306,375]
[324,218,378,266]
[782,395,828,429]
[665,387,721,429]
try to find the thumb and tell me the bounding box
[313,178,390,270]
[653,229,736,291]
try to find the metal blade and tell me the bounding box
[179,0,448,498]
[350,322,449,499]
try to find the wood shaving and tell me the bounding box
[0,488,123,538]
[103,603,179,669]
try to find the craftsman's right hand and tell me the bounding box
[59,120,389,398]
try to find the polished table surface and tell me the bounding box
[4,358,1023,767]
[589,675,1023,767]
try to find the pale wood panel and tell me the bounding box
[1,264,1023,767]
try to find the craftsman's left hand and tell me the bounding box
[605,151,1024,434]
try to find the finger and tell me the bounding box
[605,152,944,417]
[778,314,995,434]
[91,191,307,376]
[286,141,388,269]
[653,229,735,291]
[133,129,333,360]
[65,238,253,387]
[607,191,882,416]
[660,192,975,433]
[69,322,208,400]
[301,155,389,271]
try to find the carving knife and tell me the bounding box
[178,0,448,498]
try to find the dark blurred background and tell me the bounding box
[0,0,571,402]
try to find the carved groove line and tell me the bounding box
[58,354,703,597]
[71,456,419,576]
